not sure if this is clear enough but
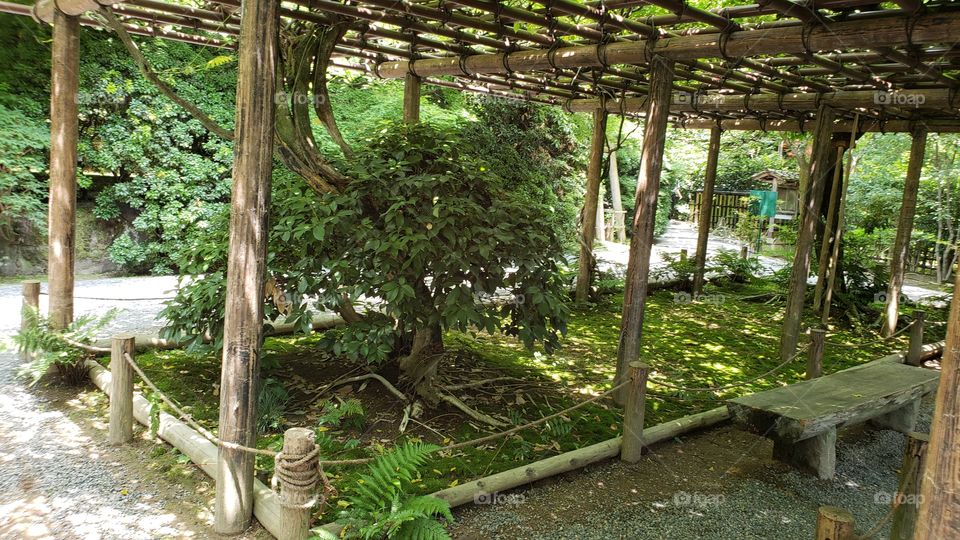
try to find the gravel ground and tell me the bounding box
[452,400,934,540]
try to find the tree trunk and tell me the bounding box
[779,105,835,362]
[883,128,927,337]
[614,57,674,404]
[48,8,79,331]
[215,0,280,533]
[575,109,609,302]
[693,126,721,296]
[398,326,444,403]
[608,150,625,242]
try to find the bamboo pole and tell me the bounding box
[109,336,135,444]
[693,127,721,296]
[680,118,960,134]
[813,146,844,312]
[47,8,79,331]
[614,57,674,404]
[779,104,836,362]
[403,72,420,124]
[883,128,927,337]
[820,115,860,324]
[575,109,608,303]
[215,0,280,533]
[914,268,960,539]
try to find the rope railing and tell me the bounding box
[38,291,173,301]
[650,343,811,394]
[823,319,915,349]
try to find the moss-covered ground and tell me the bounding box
[104,277,947,521]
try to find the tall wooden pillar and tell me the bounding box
[614,57,674,403]
[403,72,420,123]
[779,105,836,361]
[914,267,960,538]
[693,126,721,296]
[214,0,280,533]
[48,8,80,330]
[883,128,927,336]
[575,108,609,302]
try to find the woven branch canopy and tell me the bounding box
[17,0,960,132]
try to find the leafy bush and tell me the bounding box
[652,252,696,290]
[257,378,290,433]
[0,103,49,244]
[329,443,453,539]
[710,249,762,283]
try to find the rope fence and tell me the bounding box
[38,291,173,301]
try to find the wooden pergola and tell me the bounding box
[8,0,960,536]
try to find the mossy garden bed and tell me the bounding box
[104,277,946,522]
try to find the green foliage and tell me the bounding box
[14,309,118,385]
[318,398,366,431]
[335,443,453,540]
[652,252,697,290]
[710,249,761,283]
[0,103,49,244]
[830,228,891,319]
[257,378,290,433]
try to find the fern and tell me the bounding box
[336,443,453,539]
[14,308,118,385]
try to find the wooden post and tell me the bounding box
[779,105,836,362]
[693,126,721,297]
[278,427,319,540]
[20,281,40,362]
[620,362,649,463]
[807,328,825,379]
[914,265,960,539]
[679,249,688,264]
[907,310,926,366]
[815,506,856,540]
[813,146,845,311]
[891,432,930,540]
[883,128,927,337]
[575,108,609,303]
[215,0,280,533]
[109,335,135,444]
[402,72,420,123]
[47,8,80,331]
[740,245,749,260]
[614,56,674,404]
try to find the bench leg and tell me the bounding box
[869,399,920,433]
[772,428,837,480]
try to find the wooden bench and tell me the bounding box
[726,361,939,479]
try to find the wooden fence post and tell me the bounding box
[109,335,136,444]
[20,280,40,362]
[890,432,930,540]
[907,310,926,366]
[740,245,749,260]
[621,361,649,463]
[807,329,826,379]
[816,506,856,540]
[679,249,688,264]
[278,427,319,540]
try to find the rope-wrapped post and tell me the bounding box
[109,335,135,444]
[20,280,40,362]
[907,310,925,366]
[621,361,649,463]
[277,427,319,540]
[890,432,929,540]
[815,506,855,540]
[806,329,826,380]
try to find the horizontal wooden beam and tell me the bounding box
[565,88,958,114]
[375,11,960,78]
[679,117,960,133]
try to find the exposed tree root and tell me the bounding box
[439,393,508,428]
[329,373,409,403]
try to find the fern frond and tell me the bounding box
[396,518,451,540]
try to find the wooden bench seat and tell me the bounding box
[726,361,940,479]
